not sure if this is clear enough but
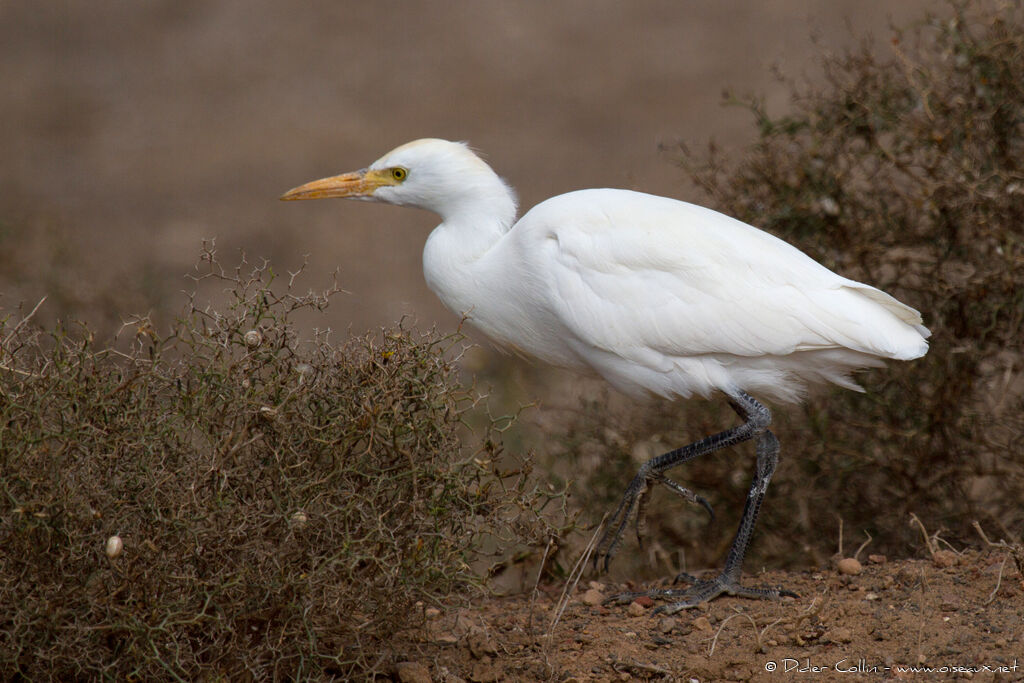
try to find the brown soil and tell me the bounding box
[391,550,1023,681]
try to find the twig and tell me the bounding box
[2,296,47,348]
[527,536,554,634]
[546,514,604,640]
[709,610,758,656]
[756,614,786,653]
[934,536,964,554]
[853,531,873,561]
[973,521,997,546]
[793,594,824,628]
[985,555,1009,606]
[1,297,49,379]
[909,512,937,557]
[0,363,36,377]
[973,520,1024,581]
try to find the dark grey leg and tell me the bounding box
[596,391,797,610]
[635,472,715,551]
[595,391,769,569]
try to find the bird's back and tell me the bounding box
[478,188,929,402]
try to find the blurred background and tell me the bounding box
[13,1,995,582]
[1,1,931,337]
[8,6,1024,675]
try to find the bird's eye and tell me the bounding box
[391,167,408,181]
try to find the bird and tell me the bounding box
[281,138,930,613]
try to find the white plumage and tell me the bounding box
[465,187,928,402]
[284,138,928,402]
[282,138,930,610]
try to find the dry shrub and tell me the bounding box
[559,1,1024,577]
[0,246,566,679]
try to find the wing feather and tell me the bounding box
[515,189,928,378]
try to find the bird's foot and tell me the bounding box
[594,471,712,572]
[654,474,714,523]
[604,571,797,615]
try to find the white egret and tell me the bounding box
[282,138,929,613]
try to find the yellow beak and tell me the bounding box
[279,169,390,201]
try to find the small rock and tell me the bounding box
[865,592,880,601]
[831,627,854,643]
[940,594,959,612]
[466,628,497,659]
[868,554,888,564]
[632,595,655,607]
[933,550,958,567]
[105,535,123,559]
[995,637,1008,648]
[425,607,442,620]
[588,580,606,591]
[692,616,713,633]
[435,633,459,645]
[469,660,498,683]
[581,588,604,606]
[658,617,678,634]
[454,612,475,634]
[243,329,263,348]
[395,661,431,683]
[837,558,863,575]
[627,601,647,617]
[437,666,467,683]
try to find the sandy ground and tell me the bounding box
[391,549,1023,681]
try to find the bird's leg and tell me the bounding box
[651,429,797,614]
[601,392,797,610]
[594,391,766,571]
[635,474,714,552]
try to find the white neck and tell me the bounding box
[421,176,517,316]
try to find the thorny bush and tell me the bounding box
[556,1,1024,577]
[0,246,569,679]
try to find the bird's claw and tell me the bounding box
[655,473,714,524]
[653,573,798,615]
[594,471,649,572]
[604,572,798,615]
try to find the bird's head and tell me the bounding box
[280,138,514,218]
